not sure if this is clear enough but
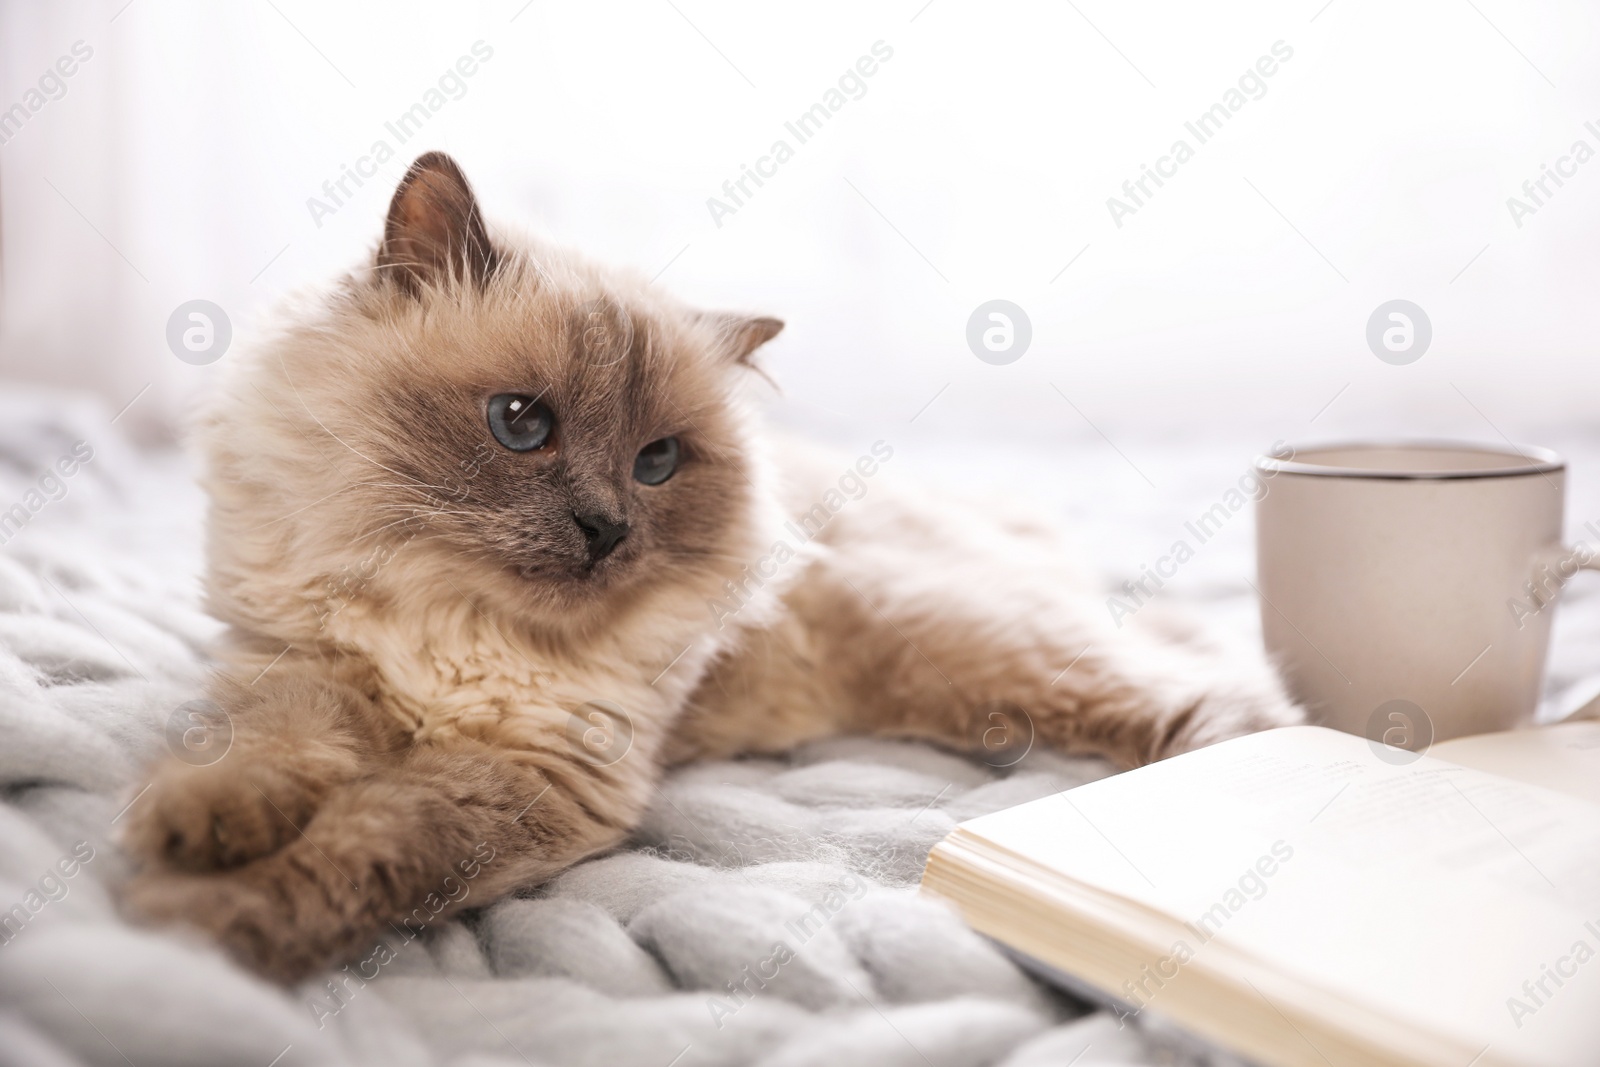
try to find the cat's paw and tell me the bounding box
[120,865,331,982]
[1154,683,1305,760]
[122,757,325,872]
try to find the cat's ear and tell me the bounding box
[378,152,498,296]
[699,313,784,365]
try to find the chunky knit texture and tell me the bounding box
[4,390,1597,1067]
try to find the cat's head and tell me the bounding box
[204,152,786,644]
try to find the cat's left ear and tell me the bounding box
[699,313,784,365]
[378,151,498,296]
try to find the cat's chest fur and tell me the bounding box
[330,578,764,762]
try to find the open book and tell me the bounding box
[921,723,1600,1067]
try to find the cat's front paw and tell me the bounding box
[122,756,325,872]
[120,865,331,983]
[1154,683,1305,760]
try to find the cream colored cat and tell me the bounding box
[122,152,1300,981]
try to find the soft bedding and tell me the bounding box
[1,388,1596,1067]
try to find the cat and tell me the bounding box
[121,152,1301,982]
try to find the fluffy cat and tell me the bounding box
[122,152,1300,981]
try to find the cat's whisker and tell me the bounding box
[358,504,478,527]
[354,482,462,498]
[273,352,437,489]
[352,515,439,543]
[359,503,434,518]
[241,483,361,533]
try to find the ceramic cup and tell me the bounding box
[1253,440,1597,751]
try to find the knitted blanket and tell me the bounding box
[3,388,1595,1067]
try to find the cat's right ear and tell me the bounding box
[377,152,498,297]
[697,313,784,365]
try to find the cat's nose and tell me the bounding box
[573,511,629,562]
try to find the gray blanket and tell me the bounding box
[2,389,1595,1067]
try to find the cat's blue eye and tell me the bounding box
[487,394,554,452]
[634,437,680,485]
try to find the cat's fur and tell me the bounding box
[122,153,1301,981]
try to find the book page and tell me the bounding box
[1431,720,1600,805]
[957,726,1600,1066]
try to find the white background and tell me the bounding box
[2,0,1598,452]
[6,0,1600,714]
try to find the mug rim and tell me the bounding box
[1255,438,1565,480]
